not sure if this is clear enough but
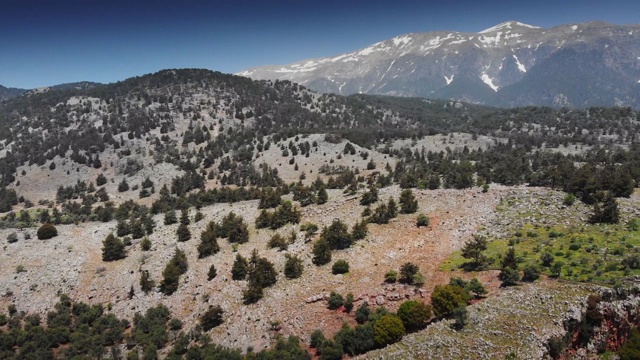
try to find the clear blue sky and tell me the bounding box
[1,0,639,88]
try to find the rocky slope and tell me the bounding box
[0,185,504,352]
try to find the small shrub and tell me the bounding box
[310,329,326,348]
[332,259,350,274]
[568,243,581,251]
[416,213,430,227]
[563,193,576,206]
[355,302,370,324]
[267,233,288,251]
[412,272,426,287]
[300,222,319,237]
[499,268,520,287]
[141,237,152,251]
[327,292,344,310]
[344,293,354,313]
[384,270,398,283]
[627,218,640,231]
[522,265,541,282]
[399,262,419,284]
[7,232,18,243]
[450,306,468,330]
[200,305,224,331]
[37,223,58,240]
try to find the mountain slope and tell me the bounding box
[239,21,640,108]
[0,85,27,101]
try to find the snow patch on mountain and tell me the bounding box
[380,60,397,82]
[571,25,578,31]
[392,35,413,47]
[479,32,503,45]
[450,38,468,45]
[341,56,359,62]
[275,61,320,73]
[513,55,527,72]
[481,74,499,91]
[479,21,539,34]
[444,75,454,85]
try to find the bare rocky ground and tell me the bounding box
[0,184,504,353]
[2,183,636,357]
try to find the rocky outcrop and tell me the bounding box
[554,285,640,359]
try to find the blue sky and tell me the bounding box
[1,0,639,88]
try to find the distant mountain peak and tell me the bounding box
[239,21,640,108]
[479,20,541,34]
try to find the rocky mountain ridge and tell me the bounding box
[239,21,640,108]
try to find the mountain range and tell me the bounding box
[0,82,101,101]
[239,21,640,108]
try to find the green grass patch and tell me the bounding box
[441,219,640,285]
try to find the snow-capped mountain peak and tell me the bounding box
[238,21,640,108]
[479,20,540,34]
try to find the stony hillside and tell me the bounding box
[1,69,640,359]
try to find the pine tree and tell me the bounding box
[360,186,378,206]
[499,247,520,287]
[399,189,419,214]
[170,248,188,274]
[140,270,155,293]
[131,220,144,239]
[117,178,129,192]
[180,209,190,225]
[590,192,620,224]
[316,187,328,205]
[160,262,181,295]
[461,235,488,270]
[321,219,352,250]
[197,229,219,258]
[247,249,277,288]
[96,173,107,186]
[387,197,398,219]
[164,209,177,225]
[102,234,126,261]
[351,219,368,241]
[312,238,332,266]
[284,254,304,279]
[116,219,131,237]
[207,264,217,281]
[231,254,248,280]
[176,223,191,242]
